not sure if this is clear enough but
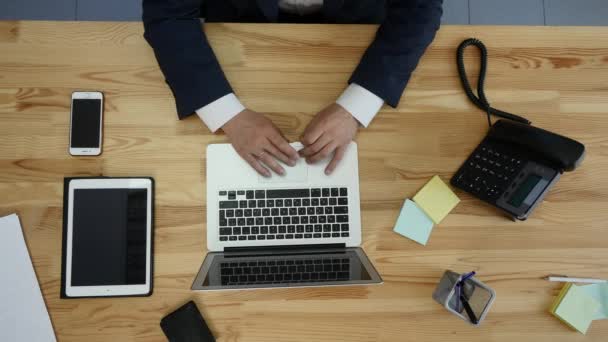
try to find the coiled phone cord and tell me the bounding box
[456,38,531,127]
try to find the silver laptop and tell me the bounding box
[191,142,382,290]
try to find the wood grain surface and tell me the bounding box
[1,21,608,342]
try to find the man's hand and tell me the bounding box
[300,103,359,175]
[222,109,299,177]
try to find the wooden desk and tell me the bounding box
[1,21,608,342]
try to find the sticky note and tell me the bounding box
[551,284,600,334]
[550,283,572,314]
[413,175,460,224]
[582,283,608,320]
[393,199,435,245]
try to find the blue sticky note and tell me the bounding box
[582,283,608,320]
[393,199,435,245]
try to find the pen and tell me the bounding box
[460,294,479,324]
[461,271,476,283]
[456,271,476,312]
[544,276,607,284]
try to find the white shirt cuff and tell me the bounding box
[195,93,245,132]
[335,83,384,128]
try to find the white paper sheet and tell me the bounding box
[0,214,56,341]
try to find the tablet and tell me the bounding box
[65,178,153,297]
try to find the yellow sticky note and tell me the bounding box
[551,284,600,334]
[413,176,460,224]
[550,283,573,314]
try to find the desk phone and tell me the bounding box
[452,120,585,220]
[453,39,586,220]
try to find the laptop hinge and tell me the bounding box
[224,243,346,253]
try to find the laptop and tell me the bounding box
[191,142,382,290]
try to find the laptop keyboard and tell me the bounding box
[219,257,351,285]
[217,188,350,242]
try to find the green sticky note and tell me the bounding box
[582,283,608,320]
[552,284,601,334]
[393,199,435,245]
[413,176,460,224]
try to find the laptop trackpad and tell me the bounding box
[258,158,309,183]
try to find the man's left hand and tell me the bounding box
[299,103,359,175]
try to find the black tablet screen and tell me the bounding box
[71,188,148,286]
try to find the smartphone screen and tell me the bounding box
[71,98,102,148]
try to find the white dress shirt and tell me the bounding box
[278,0,323,15]
[196,0,385,132]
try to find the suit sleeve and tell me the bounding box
[143,0,233,119]
[349,0,443,108]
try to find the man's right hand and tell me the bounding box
[221,109,299,177]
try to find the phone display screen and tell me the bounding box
[508,174,548,208]
[71,99,101,148]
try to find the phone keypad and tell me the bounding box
[452,142,525,201]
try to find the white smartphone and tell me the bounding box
[69,91,103,156]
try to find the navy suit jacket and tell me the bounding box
[143,0,443,119]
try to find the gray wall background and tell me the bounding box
[1,0,607,25]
